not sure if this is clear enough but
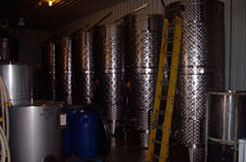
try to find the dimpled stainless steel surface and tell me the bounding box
[0,63,31,106]
[95,25,122,72]
[9,101,62,162]
[100,73,121,120]
[124,15,163,68]
[72,32,94,106]
[56,37,72,105]
[95,25,123,134]
[178,0,225,161]
[124,14,163,147]
[208,91,246,142]
[127,72,157,111]
[179,73,210,144]
[43,41,56,100]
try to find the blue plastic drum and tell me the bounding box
[64,109,80,158]
[73,111,99,159]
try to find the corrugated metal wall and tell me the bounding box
[230,0,246,90]
[9,29,51,70]
[223,0,231,90]
[59,0,246,91]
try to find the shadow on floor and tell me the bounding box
[66,134,190,162]
[65,133,147,162]
[105,136,147,162]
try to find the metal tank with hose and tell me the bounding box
[0,62,32,162]
[0,62,63,162]
[123,14,163,147]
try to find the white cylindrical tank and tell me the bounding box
[9,101,62,162]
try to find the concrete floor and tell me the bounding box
[105,137,147,162]
[66,135,189,162]
[66,135,147,162]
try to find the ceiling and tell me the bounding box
[0,0,124,30]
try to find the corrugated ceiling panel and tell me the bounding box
[59,0,167,33]
[18,0,124,29]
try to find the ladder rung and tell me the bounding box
[158,110,165,115]
[165,53,172,57]
[161,67,171,72]
[169,26,174,30]
[159,80,169,86]
[159,96,167,100]
[169,24,174,27]
[153,124,163,130]
[153,155,159,159]
[162,84,169,87]
[155,139,162,144]
[167,40,174,44]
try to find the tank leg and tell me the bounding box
[108,120,117,135]
[188,144,205,162]
[139,130,149,148]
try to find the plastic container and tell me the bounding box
[73,110,99,158]
[64,109,79,158]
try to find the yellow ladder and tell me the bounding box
[146,16,182,162]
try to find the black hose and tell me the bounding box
[87,104,111,157]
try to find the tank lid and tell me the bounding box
[33,100,64,107]
[0,60,26,66]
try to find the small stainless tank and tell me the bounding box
[207,91,246,161]
[0,63,31,106]
[9,101,62,162]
